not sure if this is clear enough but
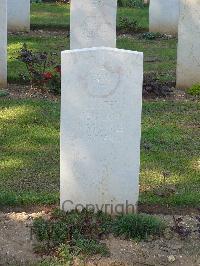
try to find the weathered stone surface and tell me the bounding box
[176,0,200,88]
[60,47,143,214]
[149,0,180,35]
[7,0,30,32]
[0,0,7,87]
[70,0,117,49]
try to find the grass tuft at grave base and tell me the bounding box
[0,98,199,208]
[32,208,166,261]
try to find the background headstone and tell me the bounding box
[0,0,7,87]
[149,0,180,35]
[70,0,117,49]
[61,47,143,214]
[176,0,200,88]
[7,0,30,32]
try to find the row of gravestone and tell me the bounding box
[61,0,143,213]
[150,0,200,88]
[0,0,199,213]
[53,0,200,213]
[1,0,200,89]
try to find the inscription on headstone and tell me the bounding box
[60,47,143,214]
[70,0,117,49]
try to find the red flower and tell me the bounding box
[54,65,61,73]
[43,72,53,80]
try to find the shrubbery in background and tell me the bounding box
[118,0,144,8]
[119,17,140,33]
[187,84,200,96]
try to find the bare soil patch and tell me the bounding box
[1,82,191,102]
[0,212,41,266]
[8,29,69,38]
[0,211,199,266]
[1,84,60,101]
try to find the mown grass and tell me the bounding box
[0,99,60,206]
[0,99,199,207]
[8,35,177,83]
[8,3,174,83]
[30,3,149,30]
[3,2,199,209]
[140,101,200,206]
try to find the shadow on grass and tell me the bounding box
[0,99,199,207]
[140,101,200,206]
[0,99,60,207]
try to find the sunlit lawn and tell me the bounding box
[8,35,177,83]
[8,3,174,83]
[31,3,149,30]
[2,2,198,209]
[0,99,199,207]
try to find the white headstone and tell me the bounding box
[176,0,200,88]
[60,47,143,214]
[0,0,7,87]
[7,0,30,32]
[149,0,180,35]
[70,0,117,49]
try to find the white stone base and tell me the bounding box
[60,47,143,214]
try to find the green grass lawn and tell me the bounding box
[8,35,177,83]
[8,35,69,83]
[31,3,149,30]
[8,3,174,84]
[2,2,199,209]
[0,99,199,207]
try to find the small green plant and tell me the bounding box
[142,32,160,40]
[32,209,112,258]
[141,32,169,40]
[33,217,69,247]
[187,84,200,96]
[18,43,61,94]
[73,236,109,256]
[119,17,140,33]
[56,244,73,264]
[35,245,74,266]
[0,90,9,97]
[112,213,166,240]
[33,209,166,262]
[118,0,144,8]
